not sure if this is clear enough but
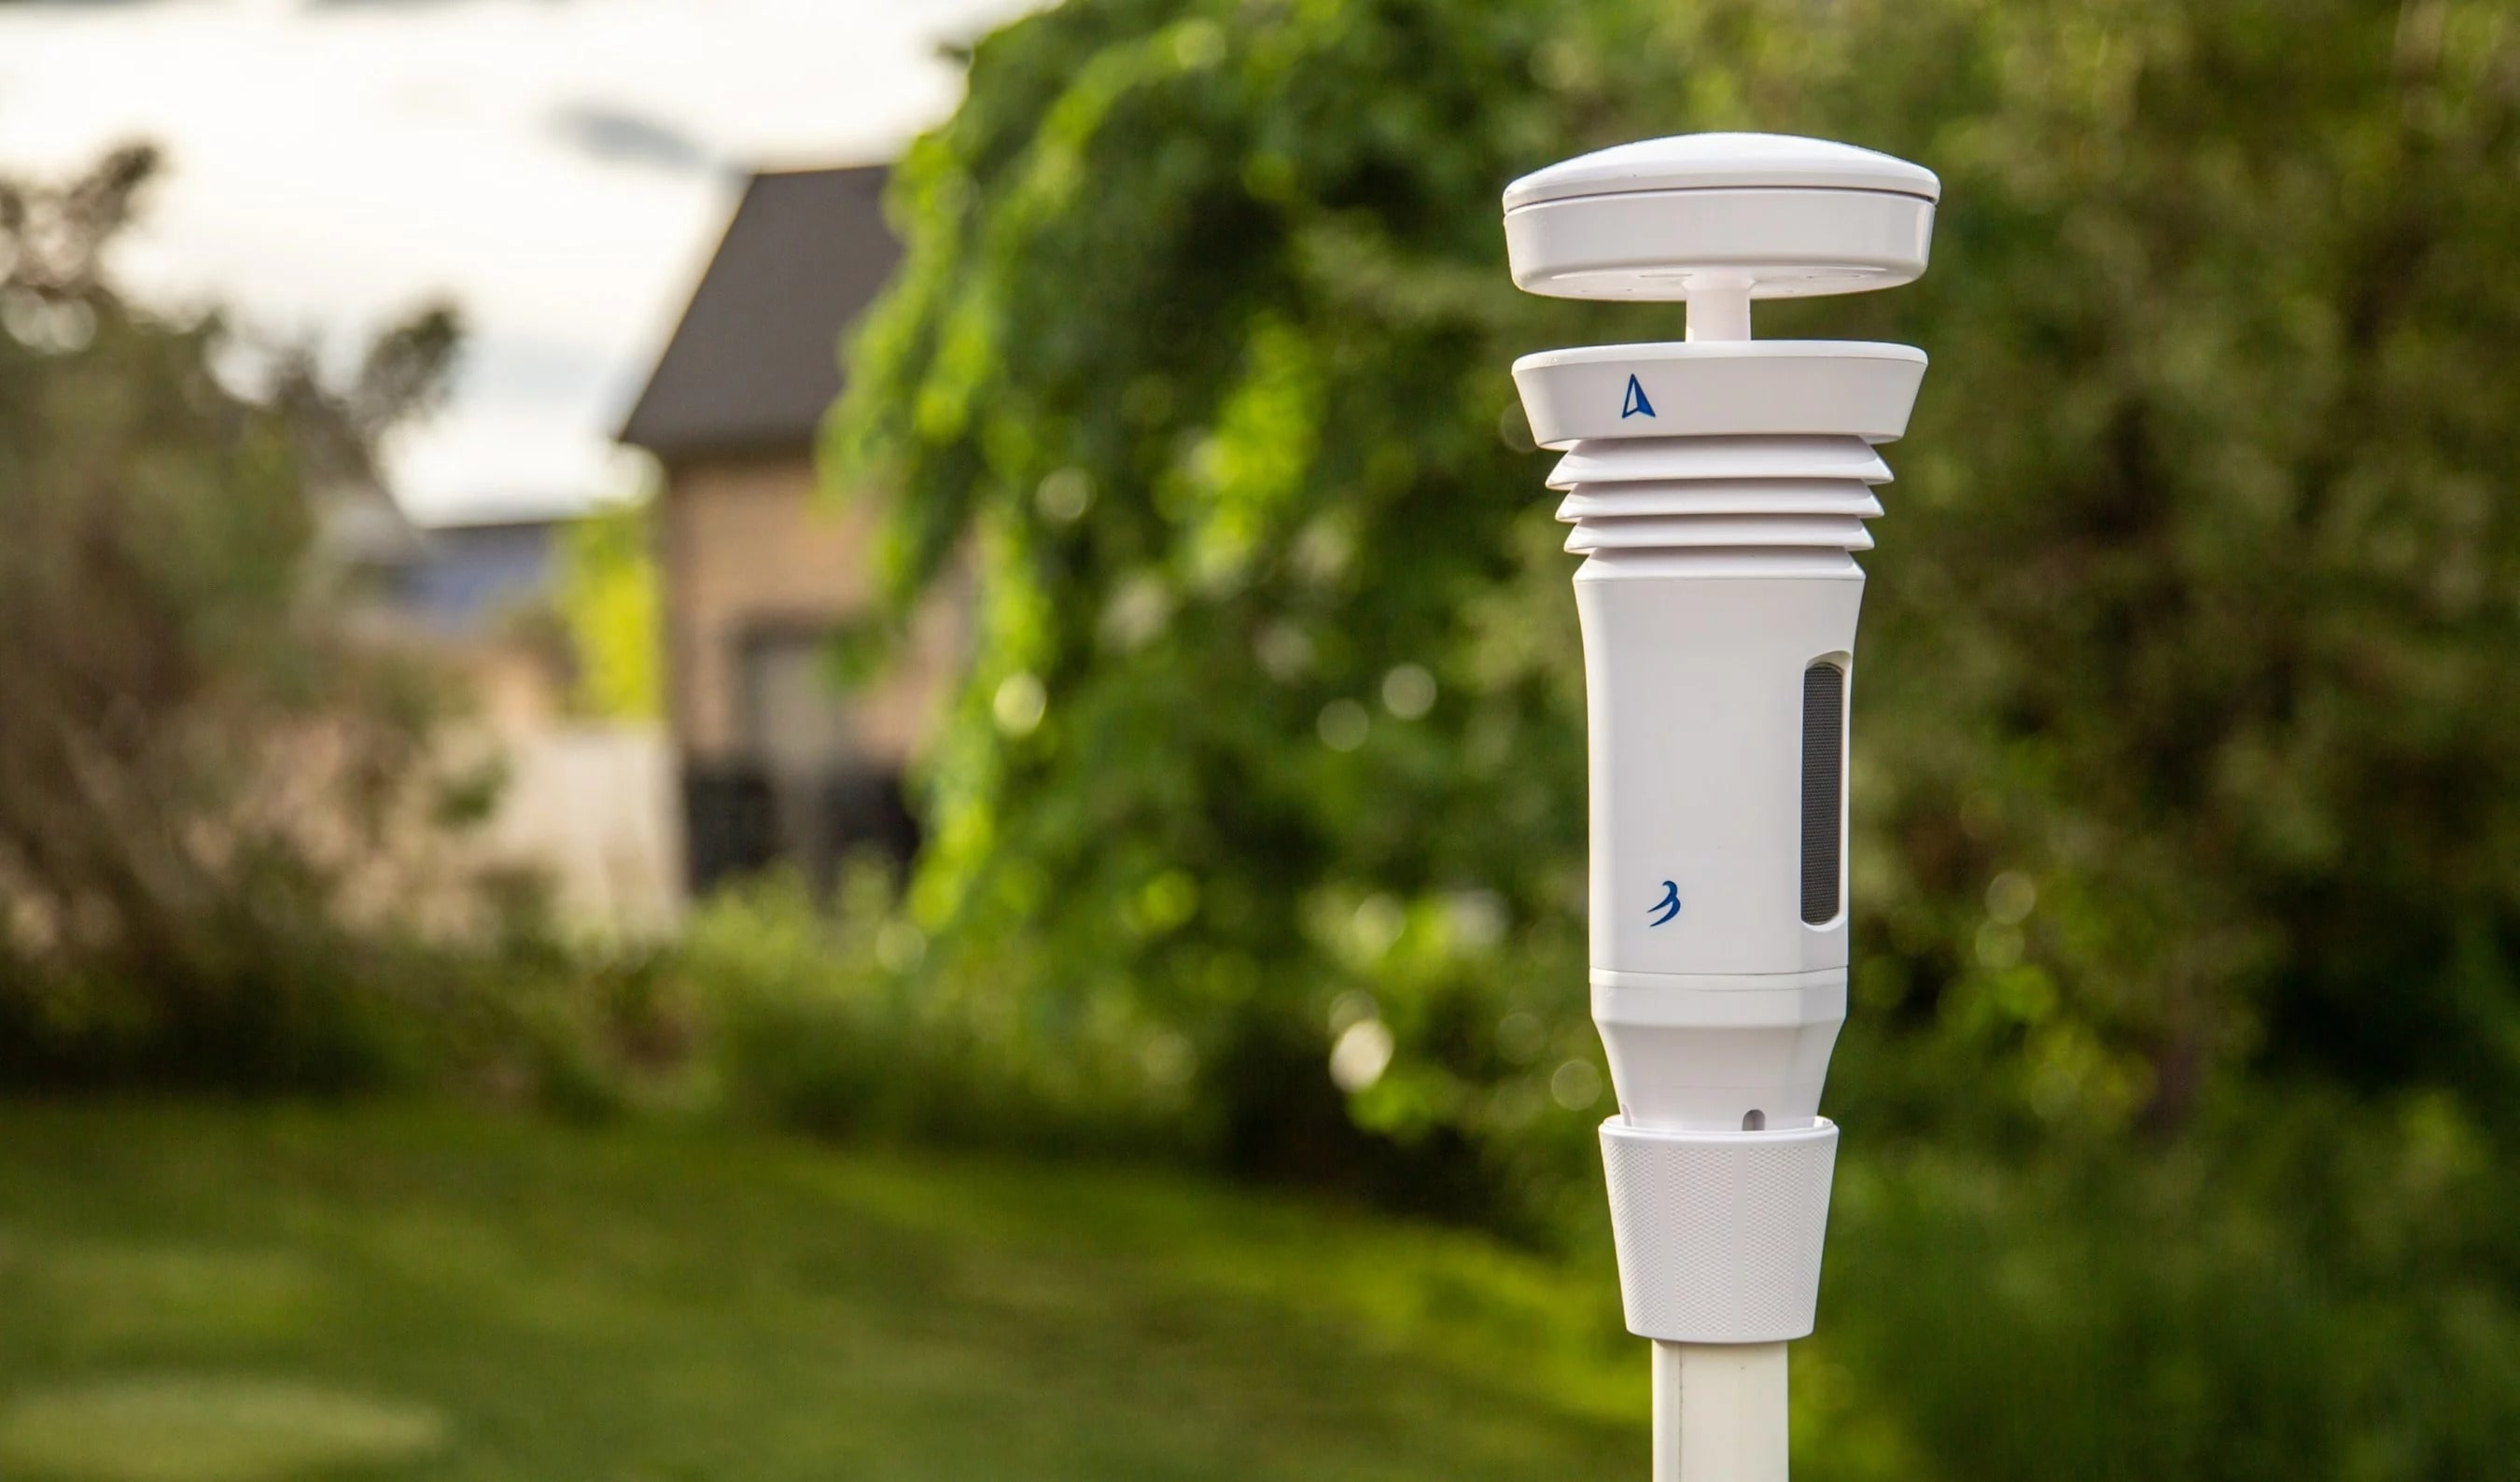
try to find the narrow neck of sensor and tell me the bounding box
[1683,275,1754,343]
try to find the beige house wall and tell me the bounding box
[659,454,964,769]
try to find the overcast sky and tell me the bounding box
[0,0,1042,524]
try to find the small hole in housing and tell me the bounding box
[1742,1110,1766,1131]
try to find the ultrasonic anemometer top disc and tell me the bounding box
[1502,132,1940,311]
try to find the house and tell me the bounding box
[619,164,963,896]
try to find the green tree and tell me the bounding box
[835,0,2520,1199]
[840,0,1604,1210]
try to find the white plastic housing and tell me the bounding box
[1500,133,1938,1465]
[1503,133,1939,305]
[1513,343,1925,448]
[1506,188,1933,302]
[1603,1120,1840,1340]
[1535,353,1907,1134]
[1579,563,1860,980]
[1578,557,1859,1133]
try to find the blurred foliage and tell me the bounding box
[0,145,479,1088]
[1812,1089,2520,1477]
[3,4,2517,1474]
[817,4,2520,1469]
[74,879,2515,1480]
[555,490,663,720]
[833,0,2520,1196]
[451,866,1213,1153]
[671,869,1180,1149]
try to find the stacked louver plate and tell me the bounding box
[1549,434,1891,555]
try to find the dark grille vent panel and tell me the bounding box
[1799,664,1845,924]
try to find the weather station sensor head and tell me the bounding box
[1503,132,1939,337]
[1501,133,1939,1482]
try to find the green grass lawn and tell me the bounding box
[0,1102,1641,1481]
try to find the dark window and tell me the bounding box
[1799,663,1845,925]
[685,623,922,901]
[681,762,918,898]
[682,762,781,896]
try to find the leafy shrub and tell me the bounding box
[1809,1088,2520,1479]
[0,147,481,1090]
[683,870,1183,1149]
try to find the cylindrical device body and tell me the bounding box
[1577,549,1859,1133]
[1545,430,1881,1351]
[1507,381,1914,1349]
[1522,409,1901,1153]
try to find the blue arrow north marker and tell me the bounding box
[1620,374,1657,420]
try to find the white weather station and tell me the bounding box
[1501,133,1939,1479]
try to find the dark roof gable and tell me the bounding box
[618,164,899,459]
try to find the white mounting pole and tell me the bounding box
[1656,1342,1789,1482]
[1500,133,1940,1480]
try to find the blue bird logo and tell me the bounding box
[1647,880,1680,927]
